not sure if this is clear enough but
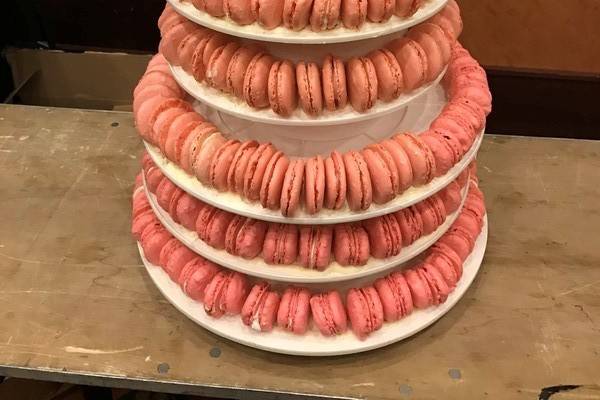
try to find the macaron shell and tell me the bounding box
[283,0,314,30]
[242,143,275,201]
[347,57,378,112]
[310,291,348,336]
[268,60,298,116]
[368,49,404,101]
[277,287,311,334]
[252,0,284,29]
[304,155,325,214]
[196,207,235,249]
[394,133,436,186]
[310,0,341,31]
[224,0,256,25]
[407,30,444,82]
[394,0,419,17]
[322,55,348,111]
[380,139,413,192]
[299,226,333,270]
[394,206,424,246]
[362,144,400,204]
[228,140,259,193]
[180,257,220,301]
[296,62,324,116]
[209,140,242,191]
[387,38,427,91]
[165,244,197,281]
[178,33,203,74]
[175,193,205,231]
[404,268,433,309]
[132,210,157,241]
[343,151,373,211]
[324,150,347,210]
[341,0,367,28]
[367,0,393,23]
[193,133,228,185]
[263,223,299,265]
[227,47,260,99]
[280,159,305,217]
[346,287,384,339]
[206,42,241,92]
[363,214,402,258]
[260,151,290,210]
[333,223,370,266]
[243,53,274,108]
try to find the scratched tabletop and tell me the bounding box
[0,104,599,400]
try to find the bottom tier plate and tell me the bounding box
[138,217,487,356]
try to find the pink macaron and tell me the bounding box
[341,0,367,28]
[280,158,305,217]
[160,239,197,282]
[322,55,348,111]
[304,155,326,214]
[196,206,235,249]
[268,60,298,116]
[209,139,242,191]
[263,223,299,265]
[386,37,428,91]
[362,214,403,259]
[228,140,259,193]
[296,61,324,116]
[310,0,341,31]
[362,144,400,204]
[346,286,384,339]
[343,151,373,211]
[283,0,313,30]
[277,286,311,334]
[241,282,280,332]
[251,0,284,29]
[243,143,276,201]
[347,57,378,112]
[394,205,424,246]
[204,271,250,317]
[374,271,414,321]
[368,49,404,101]
[310,291,348,336]
[259,151,290,210]
[140,223,172,265]
[175,193,205,231]
[243,53,274,109]
[299,225,333,270]
[394,133,436,186]
[333,223,370,266]
[178,257,220,302]
[324,150,347,210]
[380,138,413,192]
[224,216,268,259]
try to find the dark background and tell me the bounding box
[1,0,598,139]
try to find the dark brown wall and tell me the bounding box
[458,0,600,75]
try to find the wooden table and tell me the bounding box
[0,104,599,400]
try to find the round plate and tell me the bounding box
[137,216,487,356]
[167,0,448,44]
[143,175,468,283]
[143,131,482,224]
[171,64,446,126]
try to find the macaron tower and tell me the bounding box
[132,0,491,355]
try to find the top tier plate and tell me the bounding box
[167,0,448,44]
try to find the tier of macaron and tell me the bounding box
[137,159,475,269]
[157,2,461,116]
[134,42,489,217]
[132,172,486,339]
[168,0,451,32]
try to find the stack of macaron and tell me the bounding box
[131,170,486,339]
[157,2,461,115]
[133,42,487,217]
[141,158,470,268]
[175,0,450,31]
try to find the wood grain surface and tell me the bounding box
[0,105,598,399]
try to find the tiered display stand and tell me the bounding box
[136,0,488,355]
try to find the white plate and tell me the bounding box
[167,0,448,44]
[171,64,446,126]
[192,83,447,157]
[144,131,482,224]
[143,175,468,283]
[137,216,487,356]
